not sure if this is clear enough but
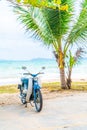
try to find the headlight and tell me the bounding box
[34,77,38,81]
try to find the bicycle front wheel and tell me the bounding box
[34,89,43,112]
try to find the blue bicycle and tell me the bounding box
[18,66,45,112]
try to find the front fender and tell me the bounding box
[34,83,41,90]
[33,84,40,101]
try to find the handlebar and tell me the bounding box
[23,72,44,77]
[22,66,45,77]
[23,73,32,76]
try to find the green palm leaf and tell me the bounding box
[14,6,56,45]
[66,0,87,46]
[13,0,73,50]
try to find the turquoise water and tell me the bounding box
[0,58,58,78]
[0,58,87,80]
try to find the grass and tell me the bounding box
[42,82,87,92]
[71,82,87,91]
[0,82,87,94]
[0,85,18,94]
[42,82,61,92]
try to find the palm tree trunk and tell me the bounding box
[59,68,66,89]
[54,38,67,89]
[66,68,72,89]
[57,49,67,89]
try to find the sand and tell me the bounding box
[1,91,87,130]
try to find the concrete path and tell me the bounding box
[0,92,87,130]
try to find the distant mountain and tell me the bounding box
[0,57,87,62]
[0,58,54,62]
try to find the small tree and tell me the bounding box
[66,48,84,89]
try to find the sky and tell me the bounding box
[0,0,85,61]
[0,0,53,60]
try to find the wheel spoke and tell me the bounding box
[34,89,43,112]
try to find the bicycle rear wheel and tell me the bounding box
[34,89,43,112]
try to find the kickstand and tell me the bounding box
[25,103,27,107]
[30,102,34,107]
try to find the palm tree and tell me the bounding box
[66,48,84,89]
[12,0,87,89]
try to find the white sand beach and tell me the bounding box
[0,75,87,86]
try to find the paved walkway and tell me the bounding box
[0,92,87,130]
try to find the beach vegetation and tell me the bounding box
[0,85,18,94]
[9,0,87,89]
[0,82,87,94]
[66,48,84,89]
[43,82,87,91]
[12,0,69,11]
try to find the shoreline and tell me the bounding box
[0,77,87,86]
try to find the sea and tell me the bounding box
[0,58,87,85]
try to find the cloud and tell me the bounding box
[0,0,53,60]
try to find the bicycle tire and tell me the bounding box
[34,89,43,112]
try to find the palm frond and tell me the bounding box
[42,0,73,39]
[13,0,73,50]
[66,47,84,69]
[13,5,58,46]
[74,47,84,63]
[66,0,87,46]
